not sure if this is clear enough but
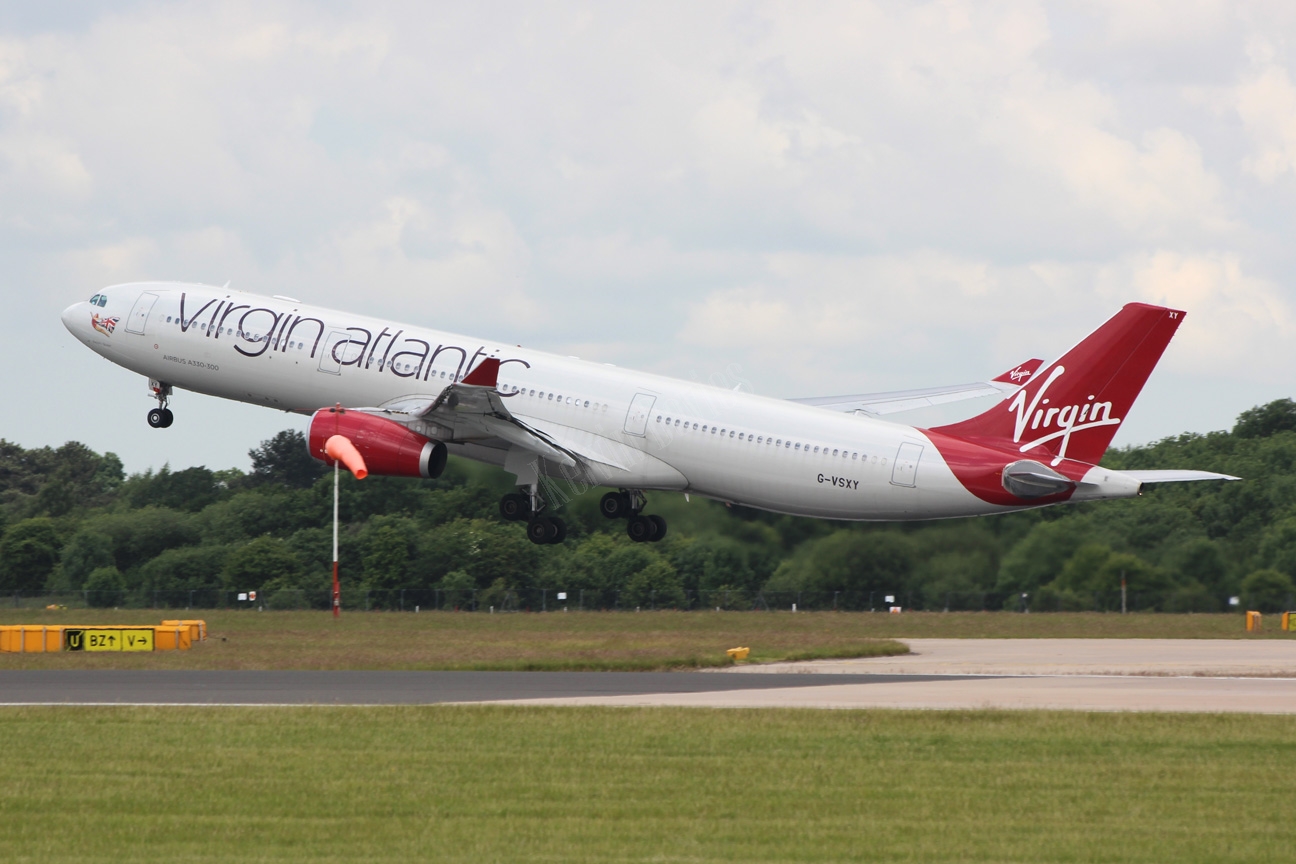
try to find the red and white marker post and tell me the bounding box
[323,434,368,619]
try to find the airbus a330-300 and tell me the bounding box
[62,284,1237,544]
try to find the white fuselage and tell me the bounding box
[62,282,1137,520]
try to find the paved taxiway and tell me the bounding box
[0,670,952,705]
[3,639,1292,712]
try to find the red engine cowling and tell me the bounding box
[308,407,447,479]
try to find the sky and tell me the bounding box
[3,0,1295,475]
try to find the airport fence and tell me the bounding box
[7,587,1274,613]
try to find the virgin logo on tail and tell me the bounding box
[1009,365,1119,466]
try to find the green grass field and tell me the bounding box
[0,610,1287,671]
[0,706,1291,862]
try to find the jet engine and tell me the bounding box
[308,407,447,479]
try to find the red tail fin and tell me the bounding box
[930,303,1184,466]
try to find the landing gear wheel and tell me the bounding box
[526,517,566,545]
[627,514,656,543]
[526,518,552,544]
[499,493,531,522]
[159,408,174,428]
[147,408,165,428]
[600,491,632,519]
[648,515,667,542]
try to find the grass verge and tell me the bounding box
[0,608,910,670]
[0,610,1285,671]
[0,706,1292,863]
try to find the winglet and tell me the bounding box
[461,357,500,388]
[992,359,1043,386]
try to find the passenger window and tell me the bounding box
[692,423,698,430]
[795,443,801,450]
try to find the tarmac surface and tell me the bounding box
[0,670,947,705]
[2,639,1293,712]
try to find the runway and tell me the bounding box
[0,669,949,705]
[3,639,1293,712]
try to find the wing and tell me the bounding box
[349,358,581,468]
[790,359,1044,416]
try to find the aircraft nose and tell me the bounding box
[61,301,81,334]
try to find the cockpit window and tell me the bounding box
[88,295,108,307]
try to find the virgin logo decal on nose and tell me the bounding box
[1010,365,1120,466]
[91,313,119,336]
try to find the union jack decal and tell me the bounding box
[91,313,119,336]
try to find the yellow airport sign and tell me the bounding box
[66,628,156,652]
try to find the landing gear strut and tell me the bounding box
[147,379,174,428]
[501,487,566,545]
[600,490,667,543]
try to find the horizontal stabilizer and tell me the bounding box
[1121,469,1240,484]
[792,358,1043,416]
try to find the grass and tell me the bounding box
[0,608,909,670]
[0,609,1288,671]
[0,706,1292,862]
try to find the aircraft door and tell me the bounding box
[623,393,656,437]
[890,442,923,487]
[318,331,352,375]
[124,292,159,335]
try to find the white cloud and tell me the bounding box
[3,1,1296,471]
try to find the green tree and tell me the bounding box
[57,530,116,591]
[223,536,303,592]
[128,465,220,512]
[361,523,414,590]
[88,508,200,572]
[1234,399,1296,439]
[0,518,61,593]
[768,531,916,606]
[83,565,125,608]
[1241,568,1295,613]
[414,518,540,589]
[247,430,327,489]
[139,546,231,597]
[621,558,686,609]
[996,520,1088,594]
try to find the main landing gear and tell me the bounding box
[147,380,174,428]
[499,491,567,545]
[600,490,667,543]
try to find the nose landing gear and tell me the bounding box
[147,379,174,428]
[600,490,667,543]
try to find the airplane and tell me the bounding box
[62,284,1237,544]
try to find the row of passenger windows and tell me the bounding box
[656,414,869,461]
[501,385,608,413]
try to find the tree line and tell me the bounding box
[3,399,1296,612]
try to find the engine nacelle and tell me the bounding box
[308,407,447,479]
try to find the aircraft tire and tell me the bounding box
[600,491,630,519]
[627,515,655,543]
[526,518,554,545]
[500,493,531,521]
[160,409,174,428]
[548,517,567,544]
[147,408,165,428]
[648,514,667,542]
